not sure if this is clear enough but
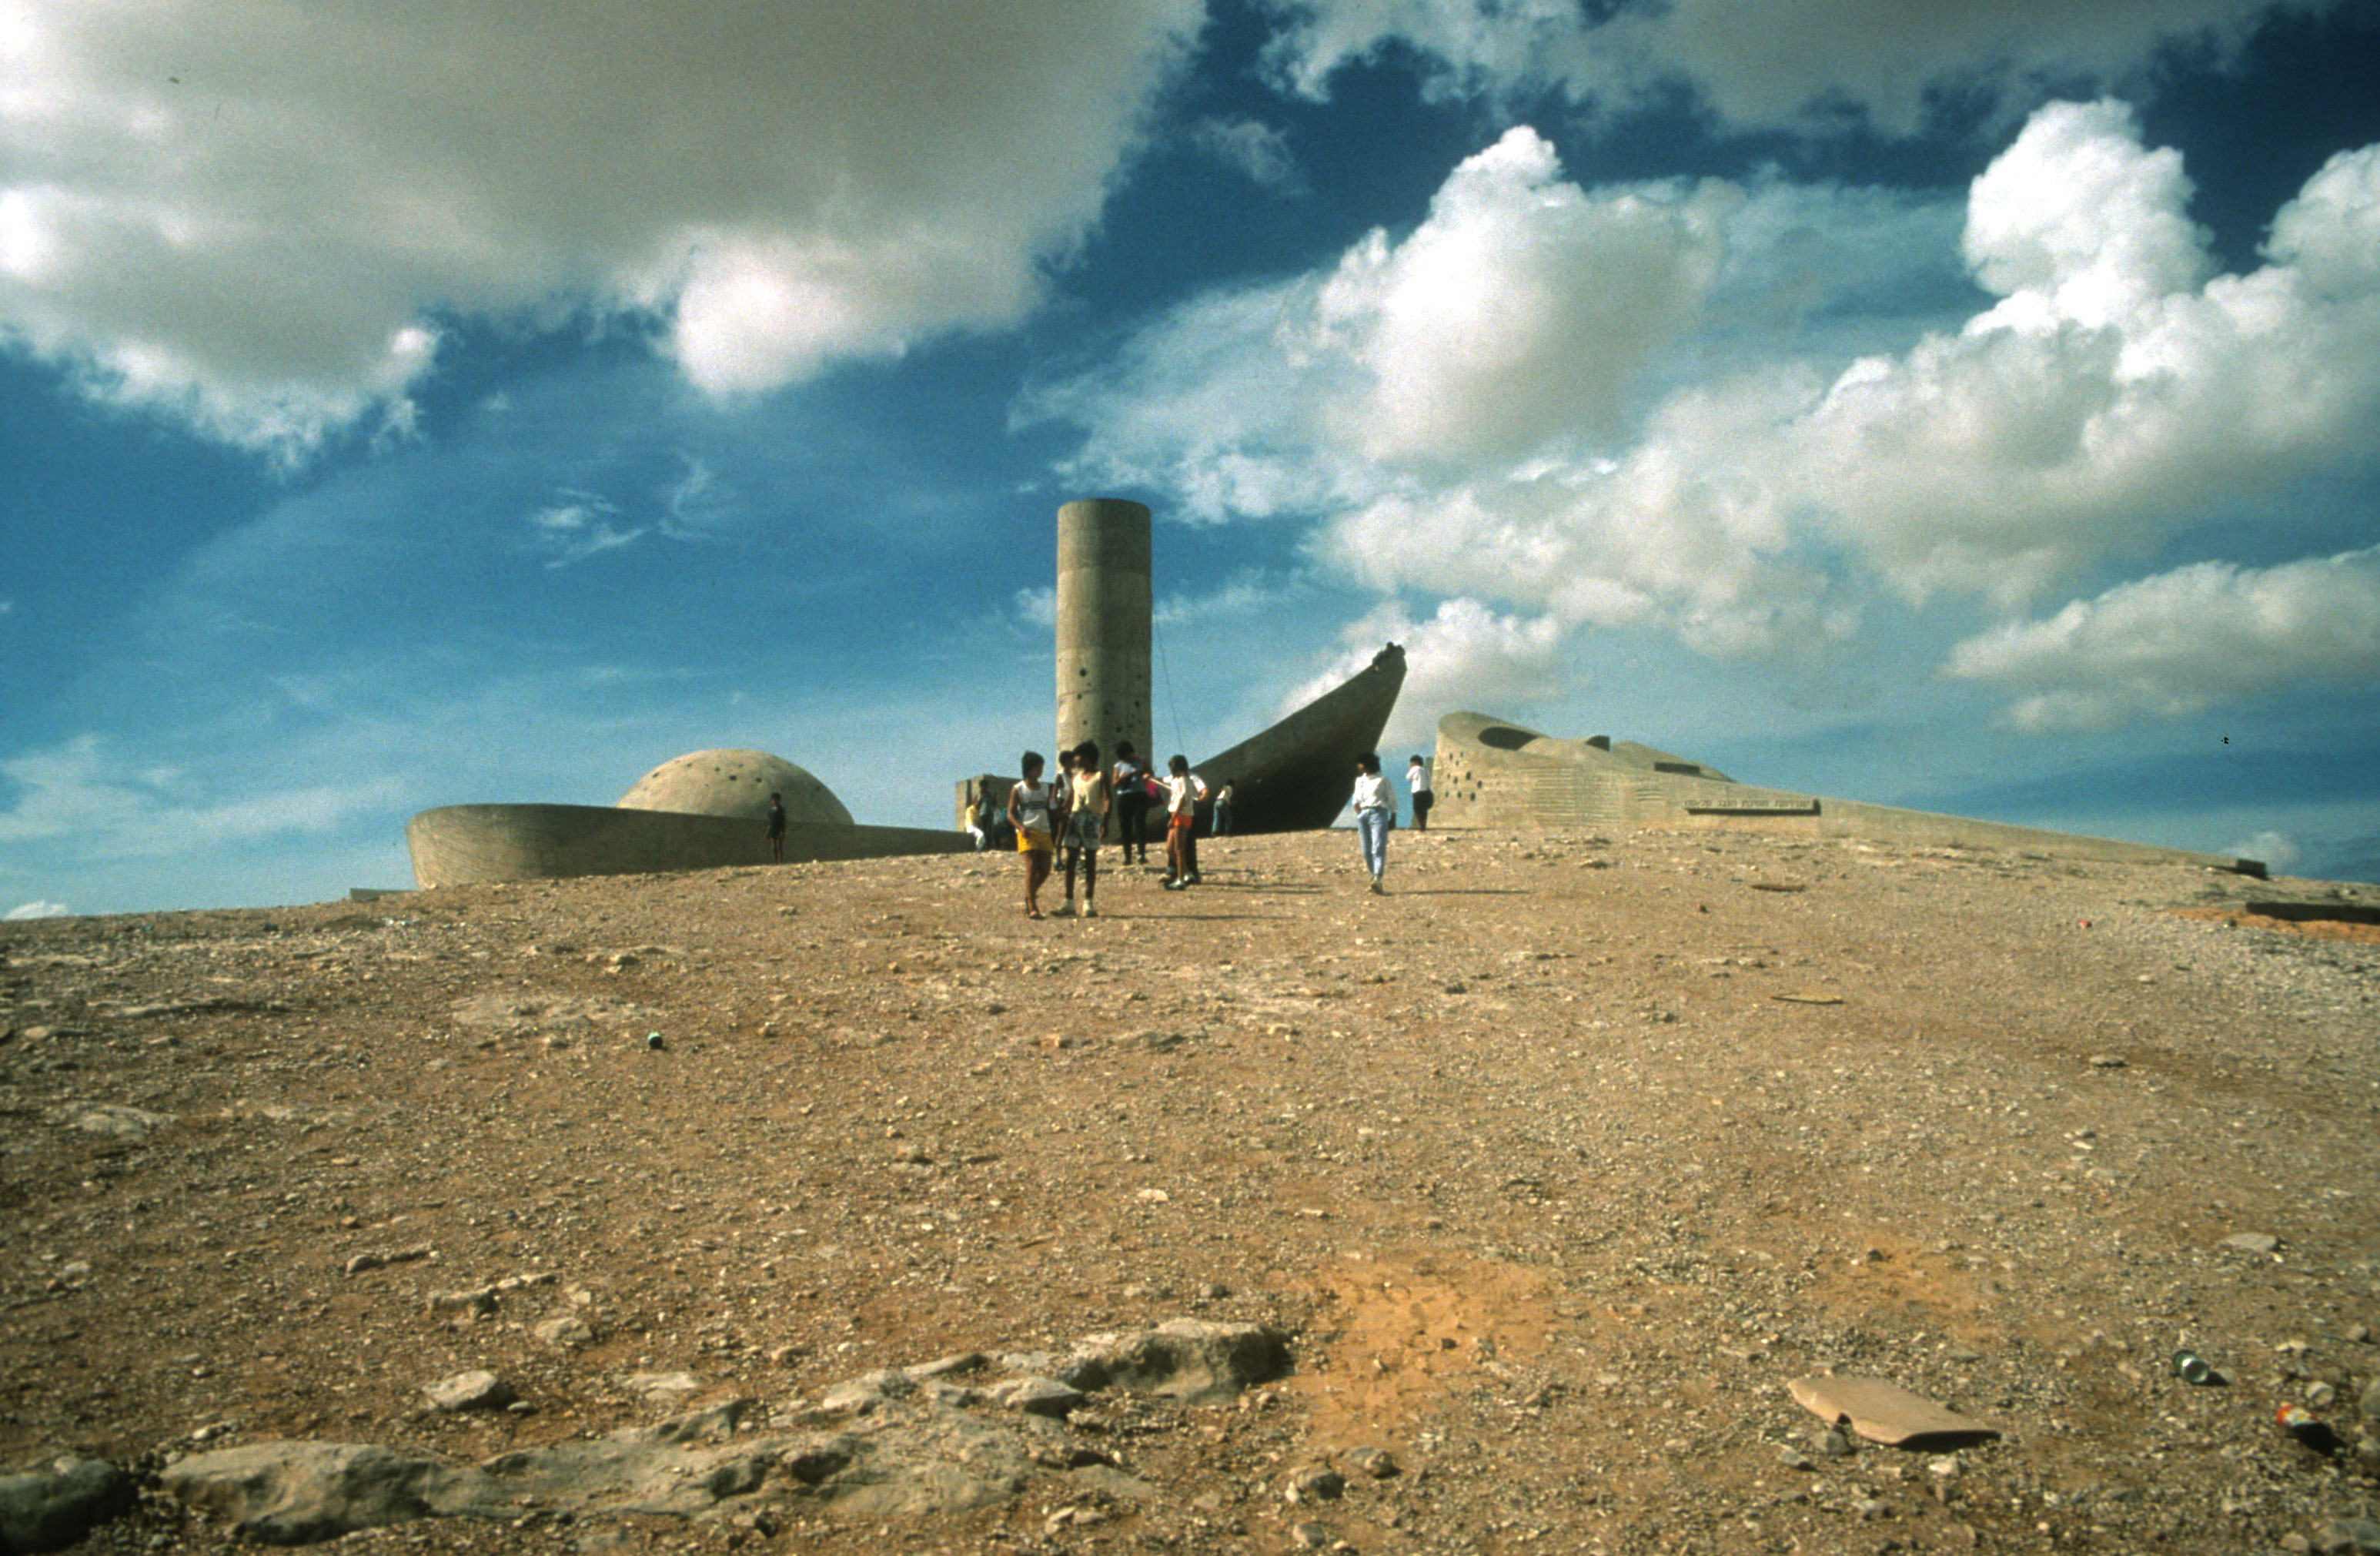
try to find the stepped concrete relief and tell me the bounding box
[1431,711,2267,874]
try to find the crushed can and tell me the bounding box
[2277,1404,2342,1453]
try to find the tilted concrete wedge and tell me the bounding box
[1431,711,2266,875]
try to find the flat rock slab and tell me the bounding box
[0,1457,135,1554]
[1787,1376,2000,1447]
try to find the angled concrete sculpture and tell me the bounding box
[406,748,966,888]
[1188,644,1406,834]
[1430,711,2265,873]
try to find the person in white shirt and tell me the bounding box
[1406,755,1432,831]
[1162,754,1199,890]
[1007,751,1055,920]
[1351,751,1392,894]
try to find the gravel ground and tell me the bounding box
[3,825,2378,1555]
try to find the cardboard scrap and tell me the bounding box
[1787,1375,2000,1447]
[1771,991,1844,1005]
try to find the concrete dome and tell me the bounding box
[617,750,852,825]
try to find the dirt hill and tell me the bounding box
[4,827,2378,1555]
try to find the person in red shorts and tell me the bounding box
[1160,753,1198,890]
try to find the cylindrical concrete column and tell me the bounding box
[1055,499,1152,775]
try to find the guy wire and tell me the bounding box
[1153,609,1188,758]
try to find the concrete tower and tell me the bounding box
[1055,498,1152,770]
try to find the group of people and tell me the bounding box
[994,741,1232,919]
[971,744,1432,919]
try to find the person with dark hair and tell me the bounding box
[1112,741,1152,865]
[1211,777,1235,837]
[766,791,787,862]
[1009,751,1055,920]
[1161,754,1197,890]
[1406,755,1432,831]
[1352,751,1392,894]
[1060,741,1108,919]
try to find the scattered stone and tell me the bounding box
[533,1315,596,1350]
[906,1351,988,1381]
[0,1457,135,1554]
[1284,1464,1345,1503]
[426,1287,497,1318]
[423,1370,514,1412]
[1776,1447,1815,1471]
[1058,1319,1290,1404]
[1814,1428,1854,1457]
[343,1246,432,1277]
[162,1443,454,1544]
[2361,1378,2380,1422]
[2315,1517,2380,1555]
[2221,1232,2281,1255]
[2308,1380,2338,1407]
[994,1376,1085,1418]
[1291,1521,1332,1551]
[48,1103,174,1141]
[1788,1376,1998,1447]
[822,1369,918,1415]
[2086,1053,2128,1068]
[621,1371,703,1407]
[1343,1445,1400,1479]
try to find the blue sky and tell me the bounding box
[6,0,2380,917]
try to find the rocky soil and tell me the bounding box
[4,825,2379,1556]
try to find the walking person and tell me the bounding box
[766,791,787,862]
[1352,752,1392,894]
[1112,741,1152,865]
[1160,755,1198,890]
[1061,741,1109,919]
[1179,766,1208,884]
[1406,755,1432,831]
[1009,751,1056,920]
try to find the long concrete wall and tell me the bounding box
[406,805,970,888]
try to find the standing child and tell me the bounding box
[1008,752,1055,920]
[1352,752,1392,894]
[1112,741,1152,865]
[1061,741,1109,918]
[1161,755,1197,890]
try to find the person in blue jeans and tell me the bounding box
[1351,751,1392,894]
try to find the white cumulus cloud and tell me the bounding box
[1256,0,2326,136]
[1190,117,1307,195]
[1042,100,2380,683]
[4,899,71,920]
[1944,543,2380,728]
[0,0,1198,457]
[0,733,403,855]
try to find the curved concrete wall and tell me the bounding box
[406,805,968,888]
[1055,499,1152,770]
